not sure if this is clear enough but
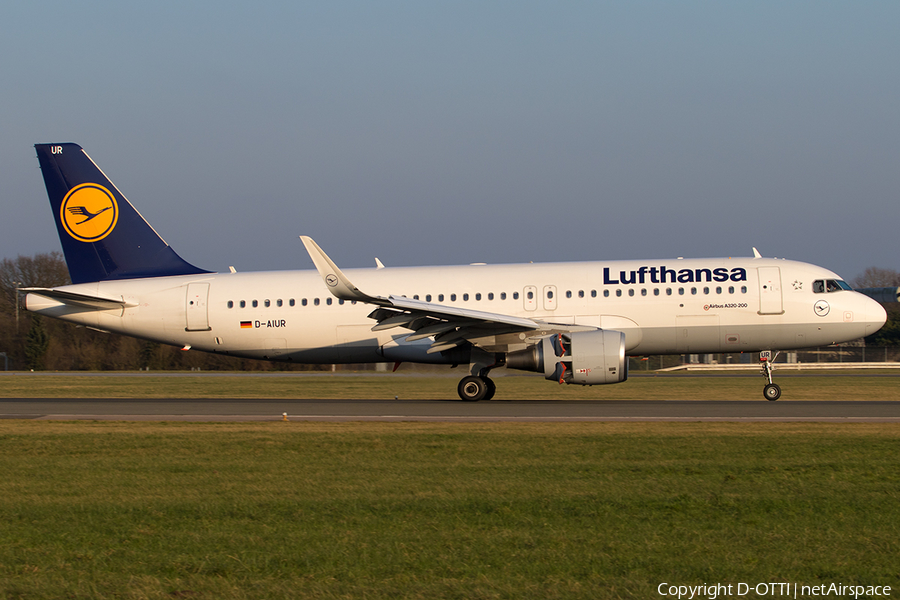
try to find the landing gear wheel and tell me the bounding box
[483,377,496,401]
[458,376,488,402]
[763,383,782,401]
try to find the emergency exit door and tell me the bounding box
[185,282,211,331]
[757,267,783,315]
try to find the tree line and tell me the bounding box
[1,252,898,371]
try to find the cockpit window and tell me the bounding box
[813,279,851,293]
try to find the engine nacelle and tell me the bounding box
[506,330,627,385]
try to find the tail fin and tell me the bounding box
[35,143,210,284]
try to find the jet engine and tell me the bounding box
[506,330,627,385]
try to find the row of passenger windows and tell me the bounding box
[225,285,749,309]
[226,298,355,308]
[601,285,748,298]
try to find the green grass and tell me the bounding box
[2,370,900,400]
[0,422,898,599]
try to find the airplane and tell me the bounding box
[24,143,887,401]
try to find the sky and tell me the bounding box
[2,2,899,281]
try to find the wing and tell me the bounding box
[300,236,595,354]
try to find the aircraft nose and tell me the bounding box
[862,295,887,336]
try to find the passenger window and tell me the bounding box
[653,289,660,296]
[264,299,270,307]
[603,290,610,297]
[678,288,685,295]
[314,298,320,306]
[301,298,307,306]
[426,294,432,302]
[691,288,697,295]
[591,290,597,298]
[227,301,233,308]
[566,291,572,299]
[547,290,553,299]
[728,286,734,294]
[666,288,672,296]
[438,294,444,302]
[715,287,722,294]
[326,298,332,305]
[277,299,283,307]
[463,293,469,301]
[240,300,246,308]
[252,300,258,308]
[513,292,519,300]
[500,292,507,300]
[616,290,622,297]
[741,286,748,293]
[641,289,647,296]
[527,291,533,300]
[475,293,481,301]
[451,294,457,301]
[628,289,635,297]
[289,299,295,306]
[703,287,709,295]
[488,293,494,300]
[578,290,584,298]
[413,295,419,300]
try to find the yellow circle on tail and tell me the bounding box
[60,183,119,242]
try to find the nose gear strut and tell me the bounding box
[760,350,781,401]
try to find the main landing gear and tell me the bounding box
[457,349,500,401]
[457,375,496,401]
[760,350,781,401]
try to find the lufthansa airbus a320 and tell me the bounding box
[25,143,886,401]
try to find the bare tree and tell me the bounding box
[0,252,70,315]
[851,267,900,289]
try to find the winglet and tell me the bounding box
[300,236,379,303]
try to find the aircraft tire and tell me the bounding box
[458,376,488,401]
[763,383,782,401]
[482,377,496,401]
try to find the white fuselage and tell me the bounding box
[26,257,886,366]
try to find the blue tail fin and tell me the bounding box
[35,143,210,284]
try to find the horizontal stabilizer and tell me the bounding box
[22,287,136,310]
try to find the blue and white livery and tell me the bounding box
[25,143,886,401]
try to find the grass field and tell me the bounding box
[0,421,898,599]
[2,370,900,400]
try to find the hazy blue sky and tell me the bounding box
[2,2,898,281]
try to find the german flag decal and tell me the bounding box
[240,321,253,329]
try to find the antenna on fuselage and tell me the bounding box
[752,247,762,258]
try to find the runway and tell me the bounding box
[2,398,899,422]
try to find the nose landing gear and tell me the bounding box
[760,350,781,401]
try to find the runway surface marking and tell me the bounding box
[2,399,899,422]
